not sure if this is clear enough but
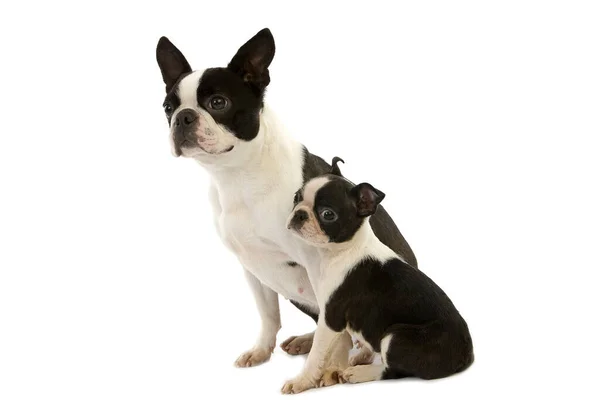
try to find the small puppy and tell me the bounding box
[282,159,474,394]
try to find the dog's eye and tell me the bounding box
[293,192,301,204]
[208,95,228,111]
[163,103,173,114]
[319,208,338,222]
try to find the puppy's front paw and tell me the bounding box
[281,375,316,394]
[319,367,345,387]
[234,347,272,368]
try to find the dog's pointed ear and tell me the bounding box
[228,28,275,91]
[330,157,345,176]
[156,36,192,93]
[350,183,386,217]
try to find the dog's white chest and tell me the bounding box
[210,183,316,303]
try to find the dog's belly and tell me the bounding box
[215,201,317,305]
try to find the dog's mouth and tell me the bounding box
[199,145,234,155]
[175,140,234,157]
[218,145,234,154]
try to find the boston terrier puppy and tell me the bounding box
[156,29,418,368]
[282,159,474,394]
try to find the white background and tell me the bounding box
[1,1,599,399]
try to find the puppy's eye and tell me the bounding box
[208,95,229,111]
[163,103,173,114]
[293,192,301,204]
[319,208,338,222]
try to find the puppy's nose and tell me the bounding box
[175,109,197,127]
[289,210,309,228]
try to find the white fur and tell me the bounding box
[380,334,393,366]
[171,72,328,362]
[282,318,348,393]
[302,176,330,205]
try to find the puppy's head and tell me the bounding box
[287,158,385,246]
[156,28,275,163]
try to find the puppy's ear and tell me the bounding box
[330,157,345,176]
[350,183,385,217]
[156,37,192,93]
[228,28,275,92]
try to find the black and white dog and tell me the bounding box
[156,28,417,368]
[281,160,474,394]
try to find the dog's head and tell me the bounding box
[156,28,275,164]
[287,158,386,246]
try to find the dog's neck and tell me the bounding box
[196,105,296,180]
[195,105,306,212]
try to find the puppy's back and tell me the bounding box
[327,256,472,347]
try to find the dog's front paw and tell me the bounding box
[234,346,272,368]
[319,367,345,387]
[281,375,316,394]
[280,332,313,355]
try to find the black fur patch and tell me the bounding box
[330,157,345,176]
[301,147,331,184]
[227,28,275,97]
[313,178,365,243]
[325,257,474,380]
[196,68,264,141]
[156,36,192,94]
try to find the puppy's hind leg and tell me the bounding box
[342,364,385,384]
[380,320,472,380]
[349,345,375,366]
[344,333,408,383]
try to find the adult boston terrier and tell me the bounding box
[156,28,417,368]
[282,159,473,394]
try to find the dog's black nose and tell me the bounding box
[175,109,197,127]
[290,210,309,228]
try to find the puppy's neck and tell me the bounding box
[318,221,399,272]
[320,221,375,259]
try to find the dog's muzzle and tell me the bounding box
[173,108,199,156]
